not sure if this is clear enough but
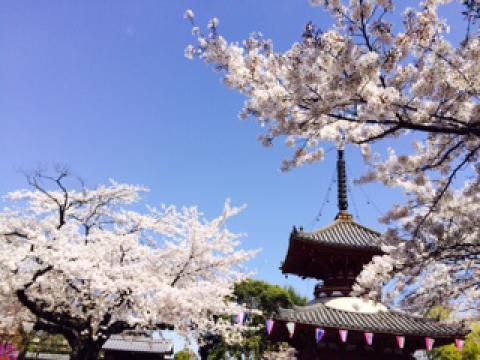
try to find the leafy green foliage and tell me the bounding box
[428,307,452,322]
[175,348,197,360]
[199,279,307,360]
[431,323,480,360]
[1,326,70,358]
[428,307,479,360]
[26,333,70,354]
[234,280,306,316]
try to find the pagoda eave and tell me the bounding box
[281,234,383,280]
[269,303,468,358]
[268,321,462,359]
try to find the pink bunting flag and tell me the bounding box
[286,322,296,338]
[315,328,325,343]
[364,332,374,346]
[266,319,274,335]
[425,337,435,351]
[339,329,348,343]
[455,339,465,352]
[396,335,405,349]
[236,312,245,325]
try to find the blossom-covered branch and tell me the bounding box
[186,1,480,314]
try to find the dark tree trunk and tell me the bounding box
[17,349,27,360]
[69,337,106,360]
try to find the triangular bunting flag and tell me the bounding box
[455,339,465,352]
[286,322,296,338]
[266,319,274,335]
[396,335,405,349]
[426,337,435,351]
[339,329,348,343]
[364,332,374,346]
[315,328,325,343]
[236,312,245,325]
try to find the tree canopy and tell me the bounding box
[0,169,256,360]
[175,348,198,360]
[199,279,306,360]
[431,324,480,360]
[427,307,480,359]
[186,0,480,315]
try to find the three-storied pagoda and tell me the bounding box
[268,148,468,359]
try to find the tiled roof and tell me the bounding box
[102,335,173,354]
[25,354,69,360]
[275,302,468,338]
[293,219,381,251]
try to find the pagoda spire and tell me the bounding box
[335,144,352,220]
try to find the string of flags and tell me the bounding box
[262,319,465,352]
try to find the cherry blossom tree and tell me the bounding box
[186,1,480,315]
[0,169,256,360]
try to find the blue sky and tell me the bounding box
[0,0,466,301]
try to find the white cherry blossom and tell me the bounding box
[186,0,480,315]
[0,170,257,359]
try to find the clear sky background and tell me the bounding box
[0,0,466,301]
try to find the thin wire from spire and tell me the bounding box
[308,167,336,229]
[348,183,361,221]
[345,162,384,217]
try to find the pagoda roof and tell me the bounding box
[275,302,468,338]
[281,218,383,280]
[292,218,381,251]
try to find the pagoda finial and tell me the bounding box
[336,143,352,220]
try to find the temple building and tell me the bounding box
[21,332,174,360]
[102,333,174,359]
[268,148,469,359]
